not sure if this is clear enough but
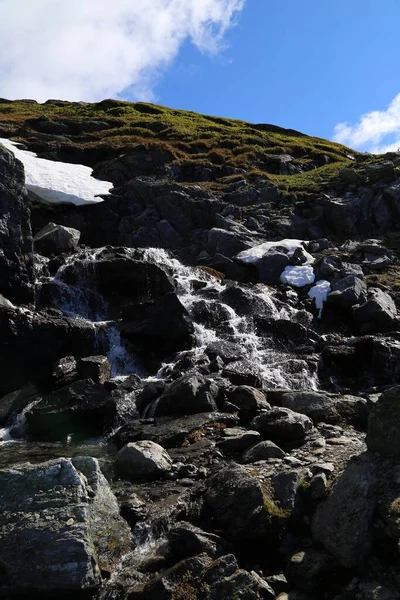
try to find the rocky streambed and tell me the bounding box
[2,129,400,600]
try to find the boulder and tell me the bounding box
[168,521,229,561]
[25,378,116,441]
[366,386,400,456]
[242,440,285,463]
[353,288,398,332]
[33,222,81,256]
[0,144,34,304]
[223,359,262,387]
[287,549,339,592]
[328,275,368,310]
[251,408,313,442]
[0,457,131,596]
[116,440,172,480]
[217,428,261,453]
[256,250,290,285]
[231,385,270,411]
[312,456,378,567]
[204,464,286,541]
[78,355,111,384]
[153,373,218,417]
[281,391,340,424]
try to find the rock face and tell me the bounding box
[0,145,34,304]
[366,386,400,456]
[0,457,131,596]
[312,456,378,567]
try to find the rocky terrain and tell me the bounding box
[2,98,400,599]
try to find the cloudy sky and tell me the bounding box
[1,0,399,152]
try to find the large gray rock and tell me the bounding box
[312,456,378,567]
[328,275,368,309]
[242,440,285,463]
[366,386,400,456]
[251,407,313,442]
[0,144,34,304]
[33,222,81,256]
[281,391,340,424]
[0,457,131,596]
[353,287,398,332]
[116,440,172,480]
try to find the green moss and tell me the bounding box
[0,97,359,195]
[264,499,291,520]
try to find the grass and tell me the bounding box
[0,97,360,195]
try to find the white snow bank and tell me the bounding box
[280,265,315,287]
[0,138,113,206]
[237,238,314,265]
[308,279,331,318]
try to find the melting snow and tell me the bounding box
[280,265,315,287]
[237,238,314,265]
[0,138,113,206]
[308,279,331,318]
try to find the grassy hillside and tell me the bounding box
[0,98,357,194]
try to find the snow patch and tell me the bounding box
[308,279,331,318]
[237,238,314,265]
[280,265,315,287]
[0,138,113,206]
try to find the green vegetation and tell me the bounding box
[0,97,358,195]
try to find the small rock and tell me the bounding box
[242,440,285,463]
[116,440,172,480]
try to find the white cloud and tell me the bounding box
[333,93,400,153]
[0,0,245,102]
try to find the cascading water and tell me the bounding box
[143,248,318,390]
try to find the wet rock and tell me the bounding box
[223,359,262,387]
[116,440,172,480]
[353,288,398,332]
[25,378,116,441]
[0,457,131,596]
[51,355,78,388]
[0,305,98,395]
[312,455,378,567]
[251,408,313,442]
[0,144,34,304]
[242,440,286,462]
[154,373,218,417]
[120,292,194,353]
[33,222,81,256]
[78,355,111,384]
[256,317,320,350]
[366,386,400,456]
[206,340,243,364]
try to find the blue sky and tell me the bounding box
[154,0,400,151]
[1,0,400,152]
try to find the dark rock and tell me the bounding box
[310,473,328,500]
[0,144,34,304]
[153,373,218,417]
[33,222,81,256]
[281,391,340,423]
[51,355,78,388]
[312,455,378,567]
[366,386,400,456]
[231,386,270,411]
[168,521,229,561]
[25,378,116,441]
[78,355,111,384]
[116,440,172,480]
[204,464,286,542]
[287,548,339,592]
[328,275,368,309]
[206,340,243,364]
[256,318,320,350]
[205,253,251,282]
[251,408,313,442]
[207,227,250,257]
[217,428,261,453]
[242,440,285,462]
[0,457,131,596]
[353,288,398,332]
[256,251,290,285]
